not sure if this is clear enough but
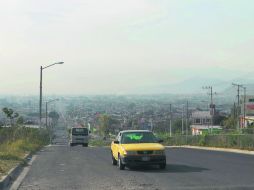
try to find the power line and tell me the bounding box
[202,86,217,126]
[202,86,217,104]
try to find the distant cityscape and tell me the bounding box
[1,90,254,135]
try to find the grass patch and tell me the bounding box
[0,127,49,179]
[0,159,20,177]
[159,134,254,151]
[89,139,111,147]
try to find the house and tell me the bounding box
[241,95,254,116]
[240,95,254,127]
[190,110,222,135]
[240,116,254,128]
[191,111,212,125]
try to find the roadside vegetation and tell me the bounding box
[158,130,254,151]
[155,114,254,150]
[89,138,111,147]
[65,105,254,151]
[0,108,49,179]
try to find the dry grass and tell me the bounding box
[0,127,49,179]
[0,159,20,178]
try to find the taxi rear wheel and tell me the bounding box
[118,155,125,170]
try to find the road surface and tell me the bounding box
[17,145,254,190]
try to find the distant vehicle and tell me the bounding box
[69,127,89,147]
[111,130,166,170]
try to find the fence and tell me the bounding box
[162,134,254,150]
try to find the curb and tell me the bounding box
[166,145,254,155]
[0,153,32,190]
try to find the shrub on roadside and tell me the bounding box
[160,133,254,150]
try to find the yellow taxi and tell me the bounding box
[111,130,166,170]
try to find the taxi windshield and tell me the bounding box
[121,132,157,144]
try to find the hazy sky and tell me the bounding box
[0,0,253,95]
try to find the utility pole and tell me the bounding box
[169,104,172,137]
[203,86,214,104]
[243,87,246,128]
[182,105,184,135]
[233,102,236,123]
[203,86,216,132]
[232,83,243,131]
[46,101,48,129]
[39,66,43,127]
[185,101,188,136]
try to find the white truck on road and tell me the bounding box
[69,127,89,147]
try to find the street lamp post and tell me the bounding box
[39,62,64,127]
[46,99,59,144]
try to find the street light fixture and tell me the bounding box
[39,62,64,127]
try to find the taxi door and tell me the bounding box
[112,133,121,159]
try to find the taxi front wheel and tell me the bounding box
[112,154,117,165]
[118,155,125,170]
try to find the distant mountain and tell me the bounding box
[134,77,254,95]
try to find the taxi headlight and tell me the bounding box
[154,150,165,155]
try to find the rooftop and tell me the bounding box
[191,111,211,118]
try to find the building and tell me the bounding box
[241,95,254,116]
[240,95,254,127]
[190,110,222,135]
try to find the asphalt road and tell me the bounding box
[17,145,254,190]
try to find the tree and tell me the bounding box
[98,114,119,136]
[98,114,110,136]
[222,116,237,130]
[2,107,19,126]
[172,118,183,134]
[16,116,24,125]
[48,111,60,125]
[214,115,226,126]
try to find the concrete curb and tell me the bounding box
[166,145,254,155]
[0,153,32,190]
